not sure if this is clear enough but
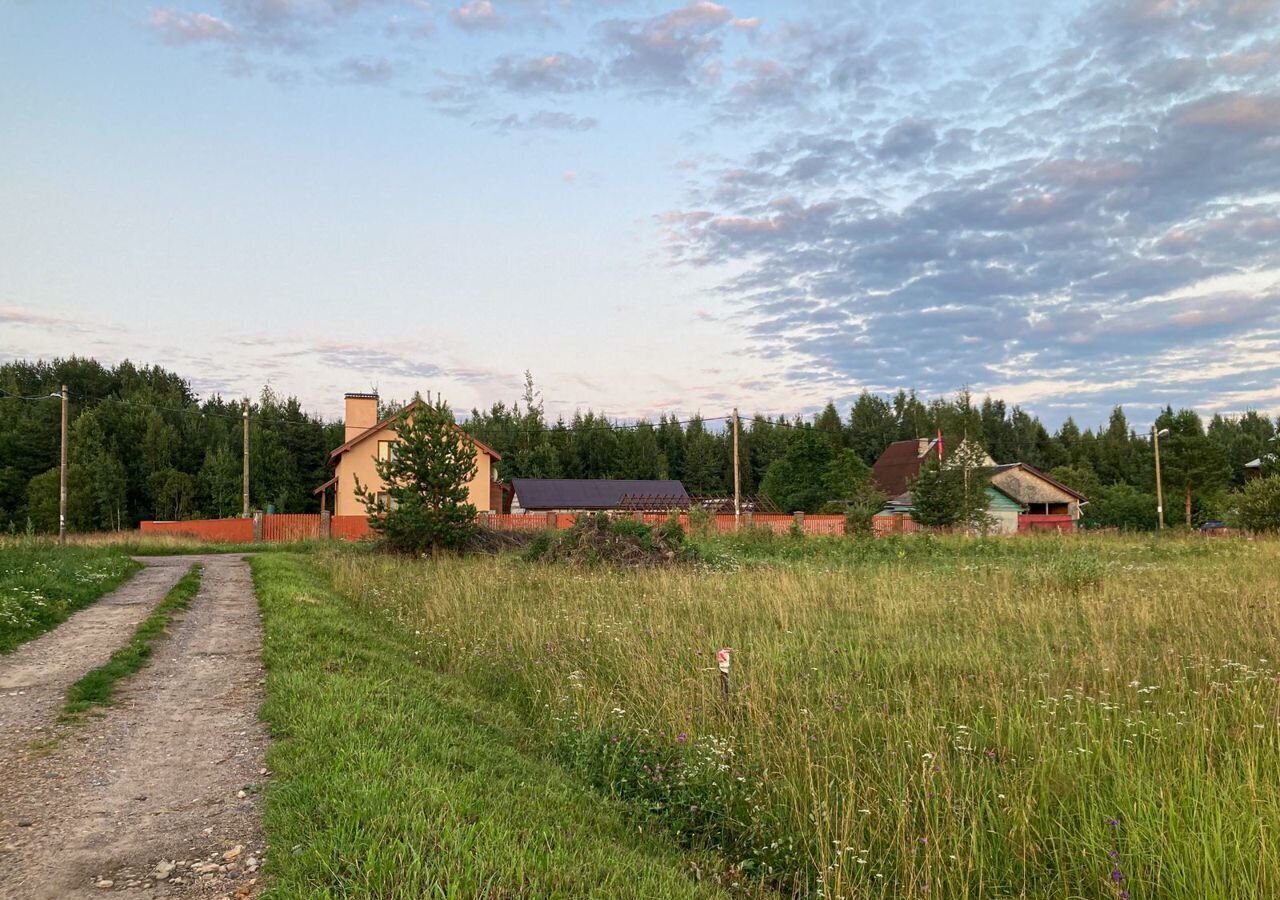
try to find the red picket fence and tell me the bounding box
[488,513,559,531]
[1019,514,1076,533]
[262,514,323,542]
[331,515,372,540]
[140,518,254,542]
[872,514,921,537]
[138,509,954,544]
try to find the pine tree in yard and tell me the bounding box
[355,395,478,554]
[909,442,994,532]
[909,457,965,527]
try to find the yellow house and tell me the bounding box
[316,392,502,516]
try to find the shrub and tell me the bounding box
[1237,475,1280,533]
[527,514,696,567]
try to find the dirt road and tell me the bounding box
[0,555,268,899]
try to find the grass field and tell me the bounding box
[0,538,142,653]
[252,553,732,899]
[309,533,1280,900]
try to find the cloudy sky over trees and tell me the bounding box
[2,0,1277,426]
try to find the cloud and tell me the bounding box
[597,1,735,90]
[490,53,598,94]
[876,119,937,160]
[658,0,1280,423]
[1174,92,1280,132]
[149,9,236,45]
[450,0,504,32]
[327,56,396,85]
[490,110,598,131]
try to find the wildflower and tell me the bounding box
[1110,869,1124,884]
[676,732,688,743]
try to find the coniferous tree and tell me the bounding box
[356,396,478,554]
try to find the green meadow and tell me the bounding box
[251,532,1280,899]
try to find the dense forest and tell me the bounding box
[0,358,342,532]
[2,359,1275,532]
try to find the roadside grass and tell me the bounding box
[323,534,1280,899]
[251,553,733,900]
[61,563,203,719]
[0,538,142,653]
[70,532,331,556]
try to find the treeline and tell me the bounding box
[3,360,1275,533]
[467,374,1278,528]
[0,358,342,532]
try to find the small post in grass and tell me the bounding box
[717,647,731,699]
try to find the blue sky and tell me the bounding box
[1,0,1278,429]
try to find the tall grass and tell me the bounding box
[252,554,730,899]
[0,538,142,653]
[322,535,1280,899]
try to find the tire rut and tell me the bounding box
[0,560,189,746]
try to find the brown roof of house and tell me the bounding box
[328,399,502,464]
[990,463,1087,501]
[871,439,936,497]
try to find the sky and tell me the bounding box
[1,0,1278,430]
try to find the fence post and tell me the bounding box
[252,510,264,543]
[744,510,753,529]
[546,511,556,531]
[793,511,805,532]
[320,510,331,540]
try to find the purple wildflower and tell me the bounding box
[1111,868,1124,884]
[676,732,688,744]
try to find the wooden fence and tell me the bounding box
[140,518,254,542]
[139,510,934,543]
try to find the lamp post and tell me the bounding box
[1152,426,1170,530]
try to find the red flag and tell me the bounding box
[936,428,944,462]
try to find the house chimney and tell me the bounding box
[344,392,379,442]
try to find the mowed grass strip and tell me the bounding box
[0,538,142,653]
[250,553,726,900]
[62,563,203,718]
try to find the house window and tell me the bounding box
[377,440,398,462]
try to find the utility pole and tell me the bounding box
[58,384,68,544]
[242,398,250,517]
[1153,425,1167,530]
[732,407,741,530]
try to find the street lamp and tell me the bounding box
[1152,426,1170,530]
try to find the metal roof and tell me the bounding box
[511,479,689,510]
[871,439,935,497]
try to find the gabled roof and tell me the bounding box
[871,439,936,497]
[328,399,502,465]
[990,462,1087,501]
[512,478,688,511]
